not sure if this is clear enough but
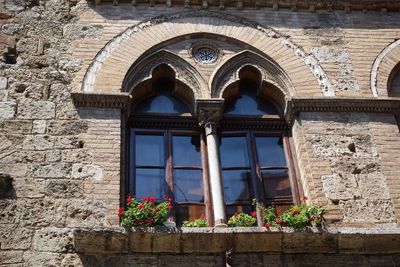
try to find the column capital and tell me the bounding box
[195,98,225,127]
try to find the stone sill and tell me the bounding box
[74,226,400,255]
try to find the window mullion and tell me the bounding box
[165,130,176,224]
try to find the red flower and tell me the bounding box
[137,204,144,210]
[146,219,152,224]
[303,196,309,201]
[292,210,300,215]
[264,223,270,229]
[250,211,257,218]
[164,194,168,200]
[118,208,124,218]
[126,197,132,204]
[168,205,173,209]
[200,213,205,219]
[275,219,281,225]
[234,211,240,216]
[168,198,172,202]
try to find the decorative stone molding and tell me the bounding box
[210,50,293,98]
[196,99,225,127]
[88,0,400,12]
[81,10,333,97]
[122,49,208,99]
[74,226,400,254]
[371,39,400,97]
[71,92,132,110]
[285,97,400,124]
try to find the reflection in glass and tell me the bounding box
[135,135,164,167]
[174,170,203,203]
[135,168,165,200]
[255,137,287,167]
[175,205,205,226]
[135,92,189,114]
[261,170,291,200]
[222,170,252,203]
[224,89,280,116]
[173,136,201,166]
[226,205,252,220]
[220,137,250,168]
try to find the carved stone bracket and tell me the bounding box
[71,92,132,111]
[196,99,225,128]
[285,97,400,125]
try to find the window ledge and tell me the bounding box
[73,226,400,255]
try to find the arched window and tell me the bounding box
[220,66,299,223]
[388,63,400,97]
[127,65,210,226]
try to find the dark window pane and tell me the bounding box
[226,205,253,220]
[135,168,165,200]
[135,93,189,114]
[220,137,250,168]
[173,170,203,203]
[173,135,201,167]
[175,205,205,226]
[255,137,287,167]
[135,135,164,167]
[224,89,280,116]
[222,170,252,203]
[262,170,292,201]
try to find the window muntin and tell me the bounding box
[129,129,206,225]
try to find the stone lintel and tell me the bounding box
[285,97,400,124]
[71,92,132,111]
[73,226,400,255]
[195,98,224,127]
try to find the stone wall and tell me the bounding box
[0,0,400,266]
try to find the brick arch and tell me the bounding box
[82,10,334,97]
[371,39,400,97]
[122,49,209,100]
[210,50,294,98]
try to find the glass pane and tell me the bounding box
[224,89,280,116]
[174,170,203,203]
[175,205,205,226]
[262,170,292,201]
[222,170,252,203]
[255,137,287,167]
[135,168,165,201]
[220,137,250,168]
[135,135,164,167]
[173,135,201,167]
[135,93,189,114]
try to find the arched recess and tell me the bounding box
[388,63,400,97]
[211,50,292,111]
[371,39,400,97]
[81,10,333,97]
[122,50,208,112]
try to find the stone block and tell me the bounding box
[56,102,79,119]
[61,149,91,163]
[182,230,228,253]
[0,251,23,264]
[45,179,83,198]
[34,228,74,253]
[3,120,32,134]
[23,252,63,267]
[357,172,391,200]
[0,76,7,90]
[61,254,84,267]
[339,199,396,223]
[364,234,400,254]
[71,164,103,181]
[152,232,181,253]
[17,99,55,119]
[282,232,337,253]
[63,24,103,39]
[233,231,281,253]
[46,149,61,162]
[338,233,365,254]
[22,135,54,151]
[13,177,45,198]
[48,83,72,103]
[47,120,88,135]
[5,0,25,11]
[30,163,70,178]
[0,101,16,119]
[74,227,128,254]
[66,199,107,227]
[32,120,47,134]
[19,199,67,227]
[129,232,152,253]
[1,225,33,250]
[322,173,360,201]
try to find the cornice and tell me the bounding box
[89,0,400,12]
[71,92,132,111]
[285,97,400,124]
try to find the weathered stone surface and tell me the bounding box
[32,120,47,134]
[152,232,181,253]
[1,225,33,250]
[47,120,88,135]
[17,99,55,119]
[233,231,281,252]
[339,199,396,223]
[2,23,24,35]
[72,164,103,181]
[23,252,63,267]
[0,77,8,90]
[22,135,54,150]
[59,57,83,72]
[63,24,103,39]
[29,163,70,178]
[48,83,72,103]
[54,136,82,149]
[5,0,25,11]
[34,227,74,253]
[129,232,152,253]
[45,179,83,198]
[0,251,23,264]
[66,199,107,227]
[282,232,337,253]
[46,149,61,162]
[322,173,360,201]
[0,101,16,119]
[61,149,91,163]
[18,199,67,227]
[13,177,45,198]
[3,120,32,134]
